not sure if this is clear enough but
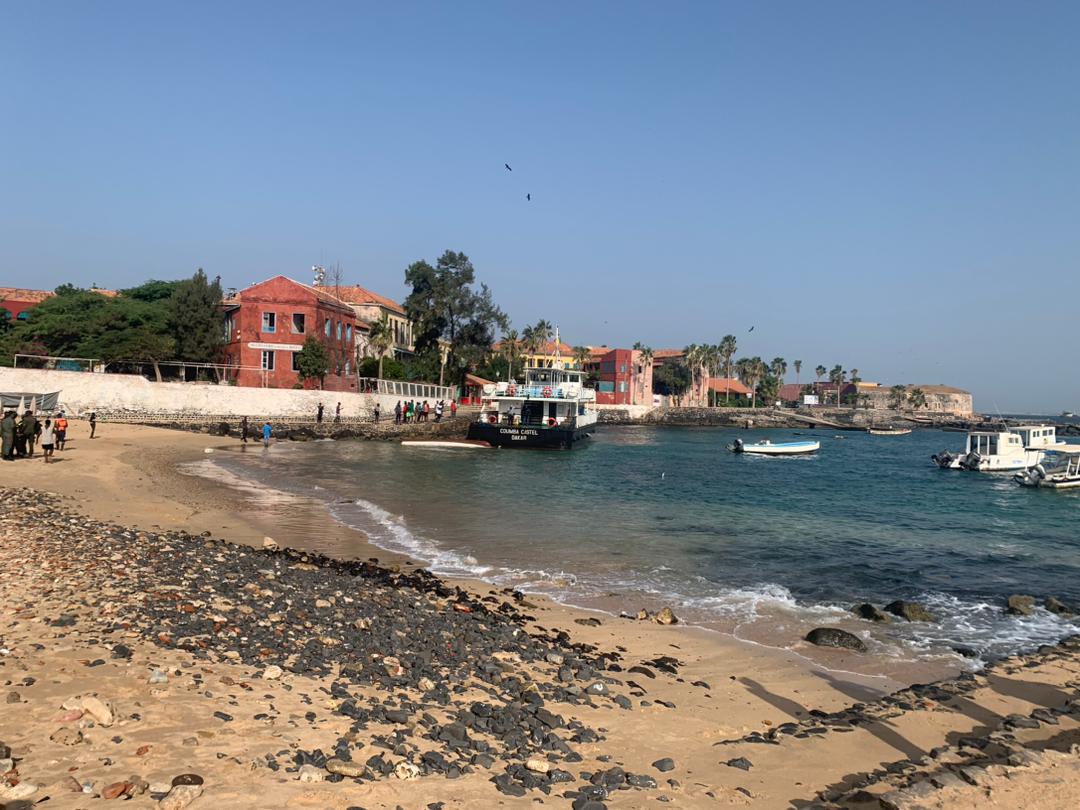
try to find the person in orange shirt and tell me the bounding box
[55,412,69,450]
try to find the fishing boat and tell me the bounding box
[867,426,913,436]
[932,424,1065,471]
[731,438,820,455]
[466,361,597,450]
[1014,447,1080,489]
[401,439,492,449]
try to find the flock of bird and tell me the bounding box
[504,162,530,201]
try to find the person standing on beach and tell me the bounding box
[21,410,39,457]
[13,414,28,457]
[434,400,444,422]
[450,399,457,419]
[394,401,401,424]
[262,421,272,447]
[373,403,380,423]
[423,400,430,422]
[1,410,15,460]
[240,416,249,444]
[55,412,68,450]
[317,402,324,423]
[89,411,97,439]
[335,402,342,423]
[39,418,56,463]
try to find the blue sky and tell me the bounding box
[2,2,1077,411]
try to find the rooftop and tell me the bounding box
[330,284,406,315]
[708,377,752,395]
[0,287,118,304]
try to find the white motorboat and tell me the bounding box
[932,424,1065,471]
[1015,447,1080,489]
[731,438,820,455]
[401,439,492,449]
[868,427,913,436]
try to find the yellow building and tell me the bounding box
[494,340,582,370]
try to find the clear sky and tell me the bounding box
[2,2,1078,412]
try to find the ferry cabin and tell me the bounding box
[945,424,1064,471]
[478,367,596,428]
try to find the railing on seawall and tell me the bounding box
[356,377,456,401]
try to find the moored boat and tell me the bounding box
[932,424,1065,471]
[868,426,913,436]
[731,438,820,455]
[466,362,597,450]
[1014,447,1080,489]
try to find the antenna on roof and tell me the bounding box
[312,265,326,287]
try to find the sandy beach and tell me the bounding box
[2,422,1079,809]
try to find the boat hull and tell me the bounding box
[734,440,820,455]
[466,421,592,449]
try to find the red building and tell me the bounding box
[0,286,117,322]
[221,276,359,391]
[587,348,653,405]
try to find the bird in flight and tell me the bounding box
[748,326,755,332]
[504,163,512,172]
[526,193,531,201]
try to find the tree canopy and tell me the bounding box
[295,337,330,387]
[403,250,507,386]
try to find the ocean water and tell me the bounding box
[194,426,1080,668]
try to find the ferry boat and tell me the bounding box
[466,363,597,449]
[932,424,1065,471]
[1015,447,1080,489]
[731,438,820,456]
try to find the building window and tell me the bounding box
[344,359,350,375]
[262,312,276,333]
[337,321,343,340]
[324,318,331,336]
[597,381,615,393]
[618,381,628,393]
[620,364,627,373]
[291,352,301,372]
[346,324,353,342]
[16,311,28,321]
[261,350,275,370]
[292,313,305,334]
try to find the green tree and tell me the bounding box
[742,357,767,408]
[167,269,224,367]
[888,384,908,410]
[366,313,395,379]
[770,357,787,385]
[829,364,845,406]
[718,335,738,404]
[653,360,692,404]
[572,345,591,370]
[793,359,802,387]
[908,387,928,410]
[122,279,184,303]
[0,308,12,334]
[633,343,654,402]
[77,297,175,381]
[403,250,507,386]
[8,287,110,357]
[499,329,522,380]
[847,368,861,408]
[295,336,330,388]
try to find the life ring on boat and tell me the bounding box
[542,386,553,398]
[507,385,517,396]
[488,414,497,424]
[547,417,557,427]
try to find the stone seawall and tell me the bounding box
[144,415,471,443]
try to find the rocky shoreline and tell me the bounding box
[3,485,1079,809]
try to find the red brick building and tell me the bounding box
[221,276,359,391]
[586,348,654,405]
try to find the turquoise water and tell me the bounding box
[202,426,1080,665]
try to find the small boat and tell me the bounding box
[401,439,492,449]
[932,424,1065,471]
[731,438,820,455]
[868,426,913,436]
[1015,447,1080,489]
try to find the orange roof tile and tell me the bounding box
[0,288,54,304]
[708,377,752,395]
[332,285,406,314]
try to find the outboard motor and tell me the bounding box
[932,451,954,469]
[959,451,982,471]
[732,438,745,454]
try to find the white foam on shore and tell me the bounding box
[178,459,303,507]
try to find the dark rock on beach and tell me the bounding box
[805,628,867,652]
[884,600,934,622]
[1006,595,1036,616]
[851,603,891,622]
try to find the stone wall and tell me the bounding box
[0,367,411,419]
[860,387,974,416]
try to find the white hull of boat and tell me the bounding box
[734,440,820,456]
[401,439,492,449]
[868,428,912,436]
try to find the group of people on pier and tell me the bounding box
[393,399,455,424]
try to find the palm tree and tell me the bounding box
[769,357,787,383]
[572,345,591,371]
[521,325,542,366]
[743,356,767,408]
[815,364,826,385]
[908,387,928,411]
[794,360,802,388]
[684,344,703,406]
[847,368,861,408]
[888,384,908,410]
[718,334,737,405]
[367,313,394,380]
[501,329,521,381]
[828,365,845,407]
[633,343,654,404]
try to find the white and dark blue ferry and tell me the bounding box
[467,363,597,449]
